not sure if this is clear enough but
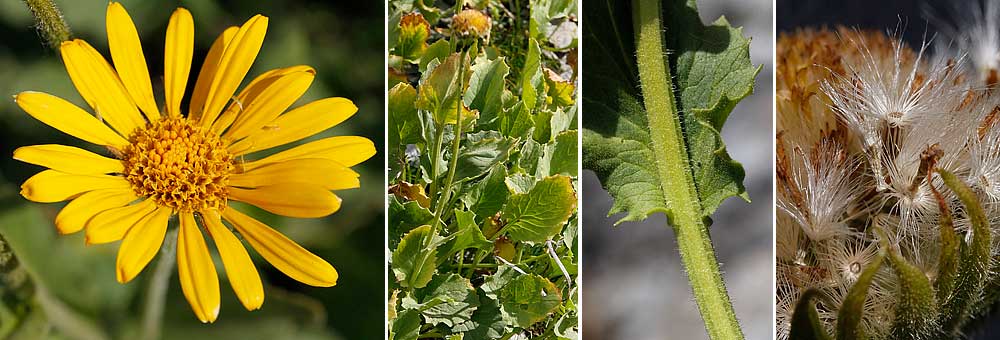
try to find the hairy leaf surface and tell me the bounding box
[581,0,757,224]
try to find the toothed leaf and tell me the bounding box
[392,225,439,289]
[463,56,510,125]
[500,175,577,243]
[581,0,756,225]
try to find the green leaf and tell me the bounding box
[516,139,543,176]
[408,273,480,327]
[532,109,554,143]
[505,172,537,194]
[461,165,509,220]
[440,210,492,260]
[453,131,516,181]
[546,130,578,177]
[463,57,510,125]
[421,39,452,73]
[581,0,756,224]
[392,225,439,289]
[481,266,518,300]
[937,169,992,333]
[501,175,577,242]
[389,309,421,340]
[389,196,434,249]
[789,289,831,340]
[498,102,534,139]
[453,290,508,339]
[884,245,941,339]
[389,83,423,148]
[521,38,545,111]
[835,250,883,340]
[499,274,562,329]
[417,53,473,125]
[550,105,576,136]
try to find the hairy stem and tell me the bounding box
[22,0,71,50]
[632,0,743,338]
[141,228,178,340]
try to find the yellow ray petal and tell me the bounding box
[202,209,264,310]
[20,170,130,203]
[177,212,220,323]
[240,136,376,170]
[229,158,359,190]
[116,207,170,283]
[60,39,147,135]
[228,183,341,218]
[211,65,314,134]
[106,2,159,120]
[222,208,337,287]
[55,188,137,235]
[14,144,123,175]
[189,26,238,121]
[199,15,269,127]
[14,92,129,147]
[85,199,157,244]
[227,97,357,154]
[218,69,313,140]
[164,7,194,117]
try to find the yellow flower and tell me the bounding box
[12,2,375,323]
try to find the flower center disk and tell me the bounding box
[121,117,233,212]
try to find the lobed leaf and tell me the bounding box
[581,0,755,224]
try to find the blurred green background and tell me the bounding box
[0,1,383,339]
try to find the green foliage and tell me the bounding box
[580,0,754,338]
[582,0,756,224]
[388,1,578,338]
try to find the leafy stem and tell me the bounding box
[430,49,468,239]
[428,124,447,208]
[632,0,743,338]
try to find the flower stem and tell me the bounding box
[428,125,447,209]
[141,228,178,340]
[22,0,71,50]
[632,0,743,338]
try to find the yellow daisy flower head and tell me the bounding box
[12,2,375,323]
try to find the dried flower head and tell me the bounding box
[451,9,491,40]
